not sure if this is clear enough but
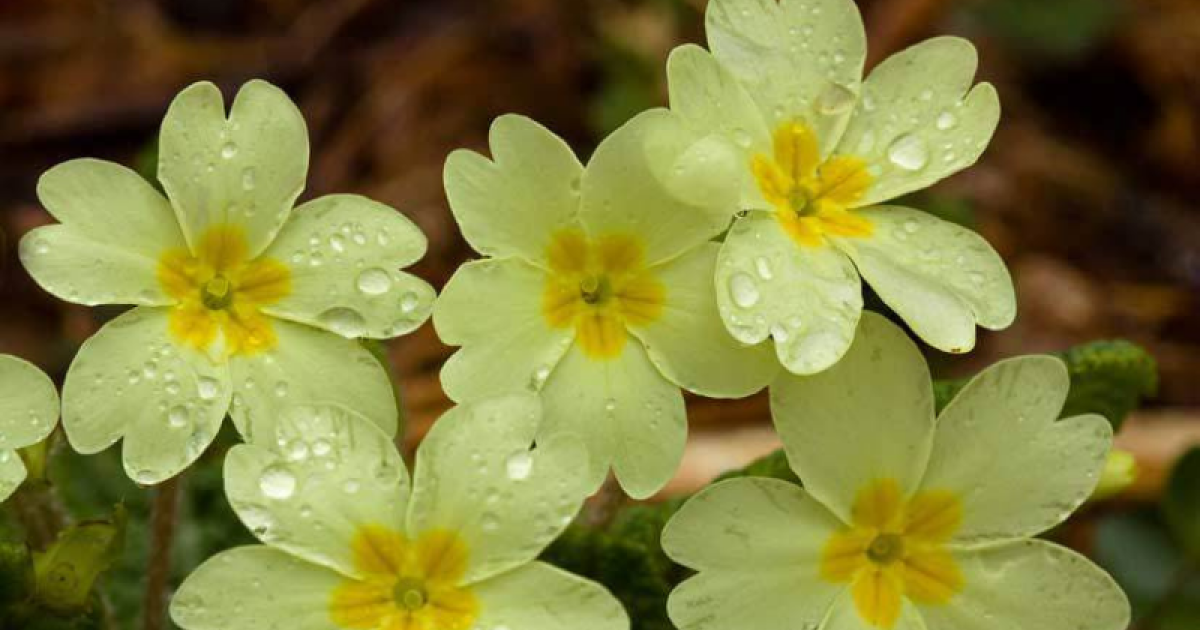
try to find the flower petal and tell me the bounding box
[159,80,309,257]
[539,340,686,499]
[260,194,435,339]
[769,312,935,524]
[920,356,1110,545]
[170,545,345,630]
[60,308,232,484]
[580,109,739,266]
[835,37,1000,206]
[716,213,862,375]
[668,568,842,630]
[228,319,397,441]
[0,355,59,450]
[0,452,26,503]
[23,159,187,306]
[224,404,408,578]
[629,243,777,397]
[705,0,867,152]
[472,561,628,630]
[433,259,573,402]
[919,540,1130,630]
[407,394,591,584]
[663,477,842,572]
[444,114,584,265]
[833,206,1014,354]
[666,44,770,209]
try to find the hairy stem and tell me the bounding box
[142,474,184,630]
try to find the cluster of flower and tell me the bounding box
[0,0,1131,629]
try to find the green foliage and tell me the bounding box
[966,0,1123,60]
[1164,448,1200,559]
[547,338,1158,629]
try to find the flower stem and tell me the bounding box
[142,473,184,630]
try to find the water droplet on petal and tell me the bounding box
[936,111,957,130]
[259,465,296,500]
[220,142,238,159]
[505,451,534,481]
[197,377,220,400]
[168,406,190,429]
[318,307,367,337]
[399,291,420,314]
[729,273,760,308]
[356,268,393,295]
[754,257,773,280]
[817,83,856,116]
[886,134,928,171]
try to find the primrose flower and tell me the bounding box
[171,395,629,630]
[666,0,1015,374]
[0,356,59,502]
[19,80,435,484]
[434,113,778,499]
[662,313,1130,630]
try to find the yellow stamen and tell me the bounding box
[542,229,665,360]
[820,478,965,628]
[156,225,291,357]
[751,121,875,247]
[330,526,478,630]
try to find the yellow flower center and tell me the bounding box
[751,121,875,247]
[819,478,964,629]
[541,229,665,360]
[156,225,291,357]
[330,526,478,630]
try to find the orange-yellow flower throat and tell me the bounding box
[541,229,664,359]
[820,479,964,628]
[330,526,478,630]
[752,121,875,247]
[157,225,291,357]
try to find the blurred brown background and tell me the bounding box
[0,0,1197,497]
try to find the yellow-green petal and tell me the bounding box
[539,341,686,500]
[662,478,841,571]
[919,540,1130,630]
[669,570,843,630]
[705,0,867,152]
[666,44,769,209]
[407,394,591,584]
[171,546,344,630]
[0,355,59,501]
[472,561,629,630]
[61,308,232,485]
[224,404,408,577]
[716,213,862,375]
[581,109,740,266]
[433,258,573,402]
[0,355,59,451]
[159,80,309,257]
[836,37,1000,206]
[443,114,583,265]
[228,319,397,442]
[833,206,1015,354]
[922,357,1110,545]
[23,159,186,306]
[261,194,435,340]
[769,312,934,524]
[630,244,777,397]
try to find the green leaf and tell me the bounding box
[1165,448,1200,559]
[32,505,127,615]
[0,541,34,605]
